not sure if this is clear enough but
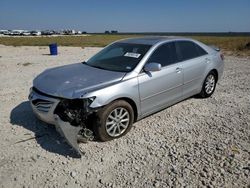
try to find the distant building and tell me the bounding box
[0,30,9,35]
[9,30,25,36]
[30,31,41,36]
[62,29,76,35]
[104,30,118,34]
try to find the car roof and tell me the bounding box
[118,36,190,45]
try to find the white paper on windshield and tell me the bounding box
[126,66,132,70]
[124,52,141,58]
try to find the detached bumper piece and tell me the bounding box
[54,115,83,156]
[53,99,95,156]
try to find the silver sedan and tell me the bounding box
[29,36,224,154]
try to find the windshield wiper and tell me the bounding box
[83,62,106,70]
[83,62,125,72]
[91,65,108,70]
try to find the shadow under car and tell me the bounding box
[10,101,81,158]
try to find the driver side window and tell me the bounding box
[148,42,178,67]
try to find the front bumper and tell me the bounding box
[28,88,87,156]
[29,88,60,125]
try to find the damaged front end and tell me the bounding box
[29,87,99,156]
[53,98,97,156]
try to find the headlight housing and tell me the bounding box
[87,96,96,105]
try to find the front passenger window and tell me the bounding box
[147,42,178,67]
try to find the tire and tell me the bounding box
[93,100,134,141]
[199,71,217,98]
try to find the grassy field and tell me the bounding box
[0,34,249,56]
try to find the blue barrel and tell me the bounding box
[49,43,58,55]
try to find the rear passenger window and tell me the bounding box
[176,41,207,61]
[195,44,208,56]
[148,42,177,67]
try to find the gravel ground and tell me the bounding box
[0,45,249,188]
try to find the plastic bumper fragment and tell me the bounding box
[54,115,83,156]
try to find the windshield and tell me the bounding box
[85,42,151,72]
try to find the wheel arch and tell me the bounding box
[111,97,138,122]
[209,69,218,82]
[199,68,219,93]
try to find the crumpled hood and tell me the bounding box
[33,63,126,98]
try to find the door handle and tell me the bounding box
[176,67,182,73]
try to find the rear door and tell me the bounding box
[175,41,208,97]
[138,42,183,115]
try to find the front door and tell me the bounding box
[138,42,183,116]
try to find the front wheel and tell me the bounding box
[199,71,217,98]
[93,100,134,141]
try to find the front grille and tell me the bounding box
[32,99,54,113]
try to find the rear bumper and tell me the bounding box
[217,61,224,81]
[28,88,60,125]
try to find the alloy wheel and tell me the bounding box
[105,107,130,137]
[205,74,215,94]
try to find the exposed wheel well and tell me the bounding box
[113,97,138,122]
[210,69,218,82]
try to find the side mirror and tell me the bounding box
[144,63,161,72]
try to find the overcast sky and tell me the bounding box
[0,0,249,32]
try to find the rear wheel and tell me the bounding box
[94,100,134,141]
[199,71,217,98]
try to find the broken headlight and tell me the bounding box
[54,97,95,127]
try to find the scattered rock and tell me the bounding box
[22,62,32,66]
[30,156,37,162]
[31,174,36,180]
[153,181,160,187]
[70,171,77,178]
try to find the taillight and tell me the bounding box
[220,53,224,61]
